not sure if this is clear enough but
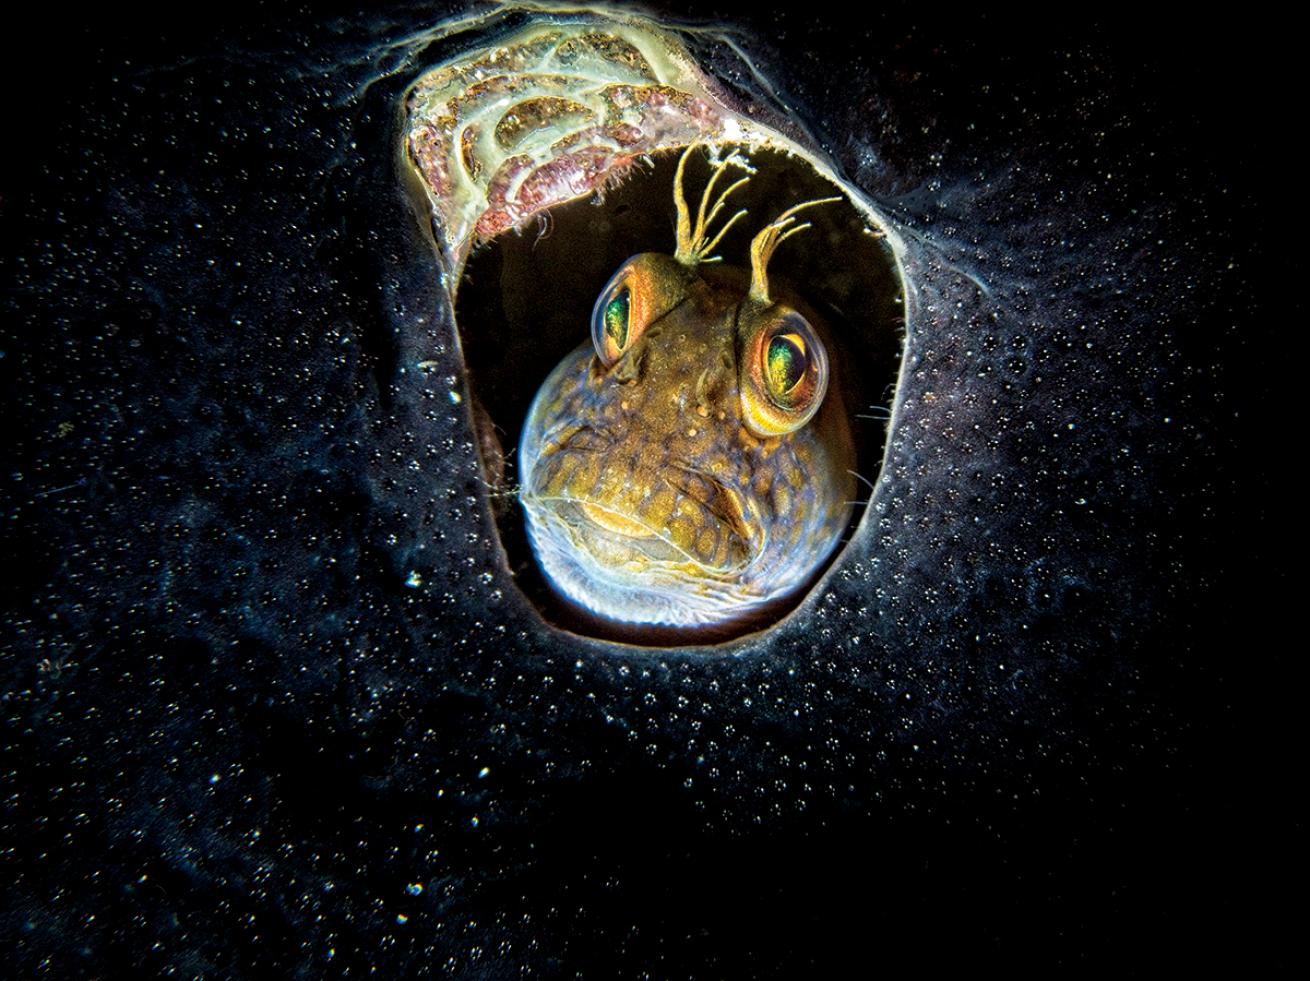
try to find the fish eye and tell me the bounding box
[590,253,688,368]
[591,260,647,367]
[601,288,631,353]
[592,272,635,366]
[765,332,808,403]
[740,309,828,436]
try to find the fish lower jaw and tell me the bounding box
[523,498,767,630]
[533,495,750,573]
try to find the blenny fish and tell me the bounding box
[403,7,906,641]
[517,146,855,631]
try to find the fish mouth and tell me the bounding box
[524,451,758,574]
[522,496,765,631]
[529,492,755,574]
[542,498,701,570]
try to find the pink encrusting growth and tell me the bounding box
[404,18,766,271]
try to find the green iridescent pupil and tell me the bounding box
[604,289,630,349]
[766,334,805,399]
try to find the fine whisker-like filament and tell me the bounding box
[846,468,878,495]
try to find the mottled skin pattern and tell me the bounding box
[519,259,856,631]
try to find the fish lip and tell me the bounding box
[523,430,760,573]
[525,494,737,573]
[522,499,766,630]
[566,500,688,566]
[524,483,755,575]
[578,499,660,540]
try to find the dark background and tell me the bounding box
[2,1,1293,976]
